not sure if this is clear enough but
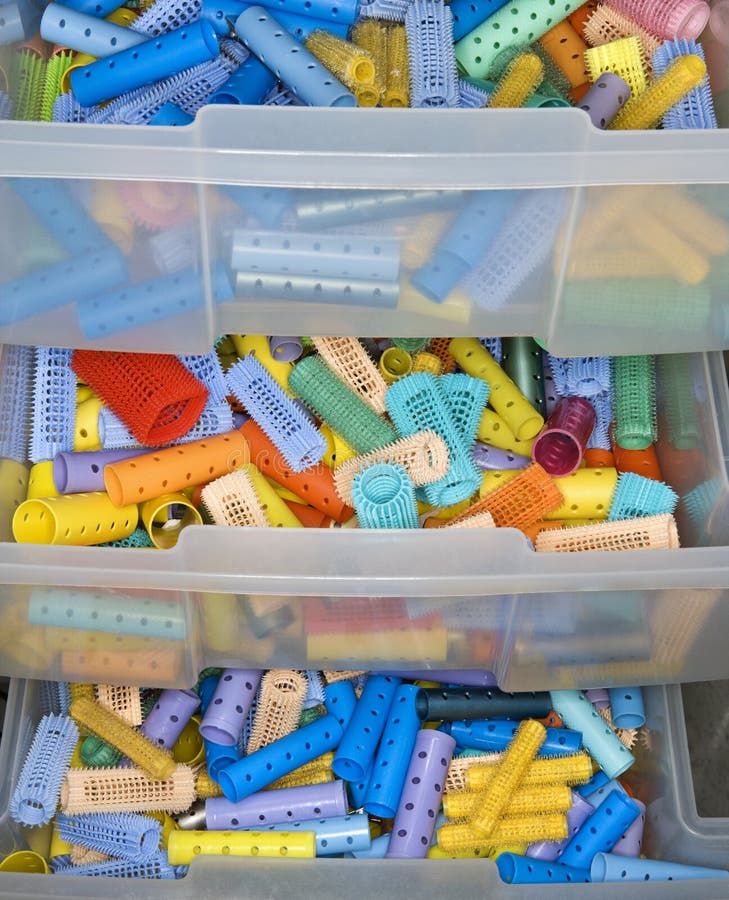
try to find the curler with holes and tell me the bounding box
[455,0,581,79]
[385,729,455,858]
[218,713,343,803]
[333,674,401,781]
[199,669,262,747]
[234,7,355,106]
[241,420,354,522]
[290,354,396,454]
[449,339,545,441]
[450,720,581,757]
[103,429,248,507]
[71,20,219,105]
[550,691,635,779]
[312,337,388,415]
[168,828,315,863]
[235,270,398,307]
[206,780,347,829]
[543,467,618,520]
[539,19,588,89]
[246,669,307,753]
[324,678,358,731]
[472,442,530,471]
[252,812,371,856]
[496,853,591,885]
[364,683,420,819]
[578,72,631,128]
[41,3,145,55]
[526,790,594,861]
[227,353,326,473]
[70,696,176,781]
[77,263,233,340]
[559,788,640,869]
[56,812,162,860]
[245,466,303,527]
[26,461,59,500]
[140,492,203,549]
[13,491,138,546]
[140,690,200,750]
[10,714,79,827]
[591,852,729,883]
[415,688,551,723]
[532,397,596,477]
[500,339,547,417]
[210,54,277,104]
[378,347,412,384]
[448,0,508,42]
[405,0,459,108]
[411,192,516,304]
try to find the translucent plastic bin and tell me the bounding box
[0,347,728,690]
[1,9,729,359]
[0,678,726,898]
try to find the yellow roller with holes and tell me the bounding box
[12,492,138,545]
[167,830,316,864]
[543,468,619,520]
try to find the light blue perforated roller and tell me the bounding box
[40,4,146,57]
[30,347,76,464]
[245,813,371,856]
[234,6,355,107]
[28,586,186,640]
[210,54,275,104]
[405,0,459,108]
[57,813,162,860]
[0,344,32,462]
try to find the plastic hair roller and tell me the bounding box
[531,397,596,477]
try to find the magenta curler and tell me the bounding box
[531,396,596,477]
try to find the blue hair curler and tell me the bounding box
[560,789,640,870]
[608,687,646,731]
[0,244,127,328]
[347,761,372,810]
[233,6,355,107]
[28,586,186,640]
[204,738,241,781]
[10,715,79,827]
[77,263,232,340]
[405,0,458,108]
[63,0,126,18]
[439,373,489,448]
[250,813,371,856]
[148,101,194,124]
[226,353,327,472]
[653,39,717,130]
[0,3,24,44]
[41,4,146,56]
[591,852,729,883]
[497,853,590,885]
[324,680,358,730]
[351,463,419,530]
[218,184,295,229]
[179,349,228,405]
[10,178,114,254]
[54,850,177,878]
[449,720,582,756]
[363,683,421,819]
[210,54,276,104]
[39,680,71,717]
[346,832,390,858]
[219,714,343,802]
[71,20,219,106]
[204,0,350,38]
[239,0,358,26]
[333,674,401,781]
[411,192,516,303]
[608,472,678,521]
[0,344,32,463]
[56,813,162,860]
[30,347,76,464]
[458,78,489,108]
[386,372,481,507]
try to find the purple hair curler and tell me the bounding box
[579,72,631,129]
[585,688,610,711]
[531,396,596,476]
[611,798,646,857]
[199,669,262,747]
[53,448,148,494]
[385,729,456,859]
[269,336,304,363]
[140,689,200,749]
[206,780,347,829]
[472,442,530,471]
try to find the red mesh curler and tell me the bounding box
[71,350,209,447]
